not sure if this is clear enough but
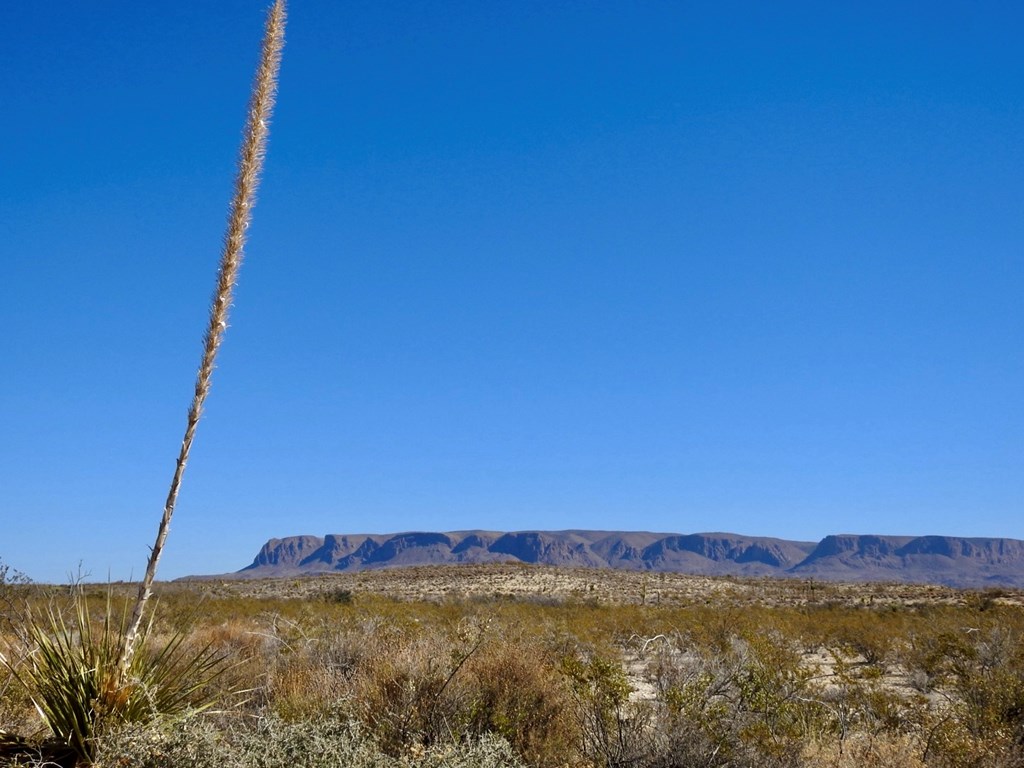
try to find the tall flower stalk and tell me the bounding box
[118,0,287,681]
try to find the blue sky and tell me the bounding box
[3,1,1022,583]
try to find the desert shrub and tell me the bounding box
[456,636,577,768]
[346,622,463,752]
[0,560,32,731]
[649,641,737,765]
[901,628,972,694]
[94,714,526,768]
[729,631,827,761]
[810,607,898,667]
[648,629,829,768]
[562,649,653,767]
[179,618,271,711]
[263,620,368,720]
[920,626,1024,768]
[813,645,929,762]
[259,613,577,767]
[950,627,1024,739]
[324,588,354,605]
[0,560,31,633]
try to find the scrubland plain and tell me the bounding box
[2,563,1023,767]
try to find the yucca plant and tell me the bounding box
[5,2,286,763]
[6,591,225,762]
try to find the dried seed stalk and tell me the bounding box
[118,0,286,680]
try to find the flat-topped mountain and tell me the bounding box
[238,530,1024,588]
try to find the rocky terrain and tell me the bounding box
[234,530,1024,588]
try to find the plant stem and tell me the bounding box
[118,0,286,681]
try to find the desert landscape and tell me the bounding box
[6,0,1022,766]
[3,562,1023,767]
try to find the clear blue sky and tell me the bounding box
[3,1,1022,583]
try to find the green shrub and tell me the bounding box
[562,649,652,767]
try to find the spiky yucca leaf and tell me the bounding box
[6,590,226,763]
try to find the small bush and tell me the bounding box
[94,715,526,768]
[457,637,576,767]
[563,649,653,767]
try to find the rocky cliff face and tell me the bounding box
[638,534,813,575]
[237,530,1024,588]
[248,535,325,569]
[791,534,1024,586]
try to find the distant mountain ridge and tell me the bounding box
[237,530,1024,588]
